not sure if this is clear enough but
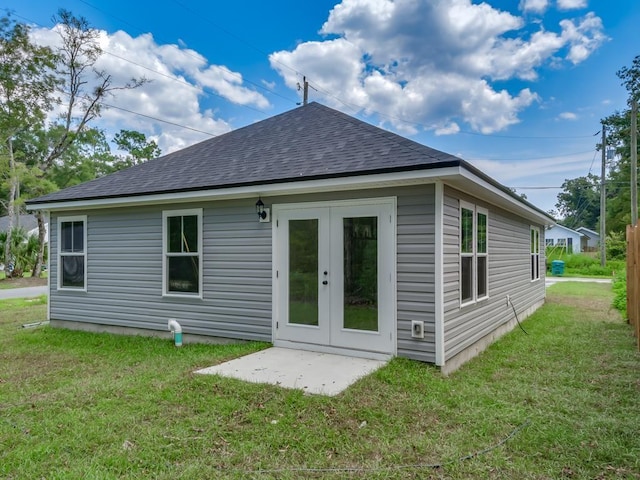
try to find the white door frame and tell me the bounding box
[272,197,397,359]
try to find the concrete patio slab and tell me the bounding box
[195,347,387,396]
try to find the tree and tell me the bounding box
[25,10,147,277]
[600,108,640,234]
[617,55,640,102]
[554,174,601,229]
[0,14,58,276]
[113,130,161,168]
[617,55,640,228]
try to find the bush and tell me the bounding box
[545,251,624,277]
[611,271,627,319]
[606,231,627,260]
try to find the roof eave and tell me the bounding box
[27,164,554,225]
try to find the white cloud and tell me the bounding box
[269,0,606,135]
[30,26,271,154]
[558,111,578,120]
[470,151,593,183]
[520,0,549,13]
[560,13,607,64]
[557,0,587,10]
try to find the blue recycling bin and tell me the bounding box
[551,260,565,276]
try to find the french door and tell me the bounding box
[273,199,395,356]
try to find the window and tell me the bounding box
[460,202,488,305]
[557,238,566,246]
[545,238,554,246]
[163,209,202,297]
[58,216,87,290]
[531,227,540,281]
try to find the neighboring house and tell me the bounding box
[0,214,48,243]
[26,103,553,373]
[545,224,583,254]
[575,226,600,251]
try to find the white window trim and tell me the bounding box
[162,208,203,299]
[531,226,541,282]
[459,201,489,307]
[476,206,489,301]
[57,215,88,292]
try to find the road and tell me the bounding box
[0,286,48,300]
[546,276,612,287]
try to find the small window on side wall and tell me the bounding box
[163,209,202,297]
[460,202,489,306]
[58,216,87,290]
[531,226,540,281]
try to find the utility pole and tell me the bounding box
[632,98,638,226]
[303,76,308,106]
[600,123,606,267]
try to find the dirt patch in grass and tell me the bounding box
[0,276,47,289]
[548,294,616,316]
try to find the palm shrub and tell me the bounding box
[0,227,40,276]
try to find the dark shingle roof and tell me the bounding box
[27,102,463,205]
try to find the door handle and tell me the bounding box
[322,280,328,285]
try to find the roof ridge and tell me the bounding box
[306,102,459,162]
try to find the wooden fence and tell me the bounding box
[626,224,640,350]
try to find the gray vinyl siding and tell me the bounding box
[49,186,437,360]
[50,200,273,342]
[396,186,436,362]
[442,186,545,361]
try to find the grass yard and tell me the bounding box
[1,284,639,479]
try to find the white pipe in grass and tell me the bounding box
[167,319,183,347]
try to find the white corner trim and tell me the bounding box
[434,181,445,367]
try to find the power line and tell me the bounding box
[161,1,598,140]
[102,50,268,117]
[55,88,221,137]
[4,7,292,120]
[77,0,299,106]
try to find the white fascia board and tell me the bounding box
[26,167,461,212]
[27,164,553,225]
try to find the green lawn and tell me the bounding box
[1,284,639,479]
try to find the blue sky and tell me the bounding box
[5,0,639,215]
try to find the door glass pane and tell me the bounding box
[343,217,378,331]
[289,219,318,326]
